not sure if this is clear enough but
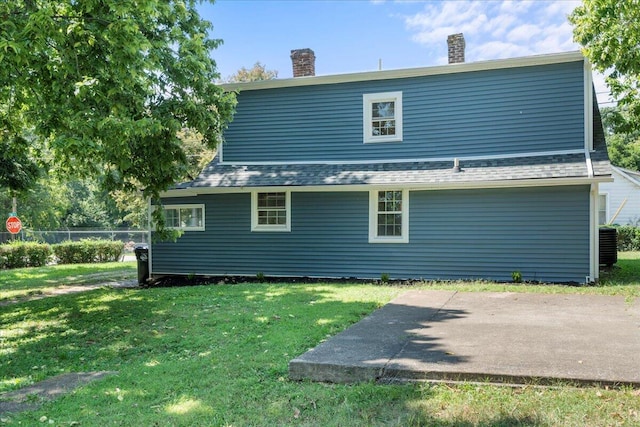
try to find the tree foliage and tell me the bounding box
[0,1,235,235]
[570,0,640,133]
[600,106,640,171]
[225,62,278,83]
[0,137,40,194]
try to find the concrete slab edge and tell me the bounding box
[289,360,383,384]
[379,369,640,389]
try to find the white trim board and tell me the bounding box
[221,51,584,92]
[218,149,586,167]
[161,176,612,198]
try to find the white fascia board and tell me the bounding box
[160,188,199,198]
[613,165,640,187]
[221,51,584,92]
[219,149,585,167]
[161,177,609,198]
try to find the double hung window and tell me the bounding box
[369,190,408,243]
[252,191,291,232]
[363,92,403,143]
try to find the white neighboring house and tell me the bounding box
[599,166,640,225]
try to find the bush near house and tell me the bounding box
[615,225,640,251]
[0,239,124,269]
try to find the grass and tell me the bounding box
[0,254,638,426]
[0,262,136,303]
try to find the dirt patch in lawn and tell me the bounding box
[0,371,117,415]
[0,279,139,307]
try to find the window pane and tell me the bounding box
[377,213,402,236]
[372,119,395,137]
[258,192,285,209]
[180,208,203,228]
[258,210,268,224]
[372,101,394,118]
[378,191,402,212]
[164,208,180,228]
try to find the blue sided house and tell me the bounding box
[151,34,612,284]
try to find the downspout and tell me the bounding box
[584,58,597,283]
[147,197,153,279]
[589,183,598,283]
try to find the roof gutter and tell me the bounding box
[161,176,612,198]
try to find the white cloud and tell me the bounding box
[506,24,542,43]
[488,14,518,38]
[542,1,581,18]
[533,22,579,53]
[474,41,532,61]
[499,0,535,15]
[401,0,611,101]
[404,1,580,59]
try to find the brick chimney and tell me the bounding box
[291,48,315,77]
[447,33,465,64]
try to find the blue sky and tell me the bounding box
[198,0,611,104]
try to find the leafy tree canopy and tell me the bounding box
[0,0,236,234]
[600,106,640,171]
[225,62,278,83]
[570,0,640,133]
[0,137,40,194]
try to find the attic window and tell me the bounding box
[363,92,403,143]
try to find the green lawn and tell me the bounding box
[0,262,136,303]
[0,255,638,426]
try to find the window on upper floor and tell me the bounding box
[252,191,291,232]
[163,204,205,231]
[369,190,409,243]
[363,92,403,144]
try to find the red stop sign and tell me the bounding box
[6,216,22,234]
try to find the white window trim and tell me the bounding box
[369,189,409,243]
[162,204,205,231]
[251,191,291,232]
[363,91,403,144]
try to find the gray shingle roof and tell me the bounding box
[172,92,611,192]
[174,151,605,191]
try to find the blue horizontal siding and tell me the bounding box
[153,185,590,282]
[222,61,585,162]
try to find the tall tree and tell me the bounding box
[0,1,235,235]
[225,62,278,83]
[600,106,640,171]
[570,0,640,133]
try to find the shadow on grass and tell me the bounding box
[0,263,136,300]
[0,283,393,421]
[0,282,626,426]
